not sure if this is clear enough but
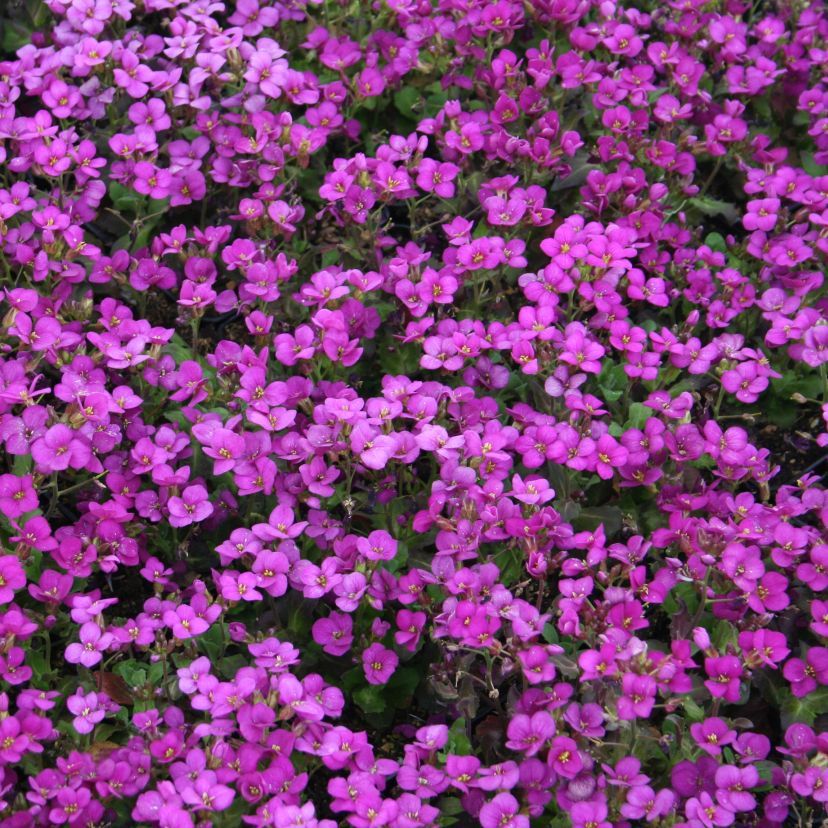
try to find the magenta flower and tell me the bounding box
[621,786,675,821]
[0,2,825,821]
[616,673,657,720]
[685,791,735,827]
[547,736,583,778]
[356,530,398,562]
[167,485,213,527]
[738,629,790,668]
[49,786,92,825]
[505,711,554,757]
[416,159,459,198]
[704,655,743,702]
[31,424,91,472]
[0,716,28,763]
[350,422,397,470]
[743,197,780,231]
[559,327,605,374]
[164,605,210,640]
[180,775,235,811]
[0,474,38,519]
[362,643,398,686]
[65,622,113,668]
[479,793,528,828]
[571,801,611,828]
[592,434,628,480]
[254,505,307,541]
[0,556,26,604]
[715,764,759,812]
[67,689,105,735]
[312,612,354,657]
[394,610,426,652]
[690,718,736,756]
[783,648,828,697]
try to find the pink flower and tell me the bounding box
[743,197,780,231]
[180,776,235,811]
[356,530,398,562]
[313,612,354,657]
[617,673,656,719]
[559,327,605,374]
[783,648,828,697]
[167,485,213,527]
[416,159,459,198]
[685,791,735,827]
[65,622,113,668]
[547,736,583,778]
[49,786,92,825]
[350,422,397,470]
[362,643,398,685]
[479,794,529,828]
[31,424,91,472]
[0,556,26,604]
[164,605,210,640]
[0,474,38,518]
[690,718,736,756]
[592,434,628,480]
[571,801,611,828]
[505,712,554,757]
[67,689,105,735]
[0,716,28,763]
[394,609,427,652]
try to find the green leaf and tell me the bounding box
[219,654,249,679]
[386,666,421,702]
[288,605,313,638]
[445,718,471,755]
[23,549,43,582]
[688,196,738,225]
[572,506,623,538]
[542,623,559,644]
[165,333,198,366]
[321,249,343,267]
[132,214,165,252]
[147,661,165,686]
[27,643,51,683]
[437,797,464,816]
[781,686,828,726]
[624,402,652,430]
[682,696,705,723]
[13,454,32,476]
[108,182,145,215]
[766,396,798,429]
[710,620,737,651]
[754,761,777,784]
[393,86,423,117]
[354,685,386,715]
[1,19,31,53]
[704,232,727,253]
[198,623,224,662]
[115,660,148,689]
[424,85,449,118]
[597,363,629,403]
[384,540,409,574]
[340,667,364,694]
[800,152,827,178]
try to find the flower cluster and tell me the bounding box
[0,0,826,825]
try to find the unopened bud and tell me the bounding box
[693,627,711,650]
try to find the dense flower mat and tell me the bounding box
[0,0,826,825]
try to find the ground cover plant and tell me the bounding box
[0,0,826,825]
